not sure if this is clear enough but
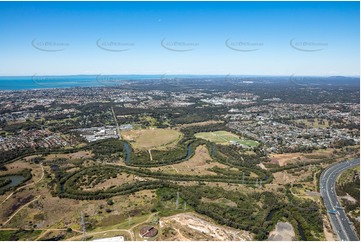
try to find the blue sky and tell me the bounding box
[0,1,359,76]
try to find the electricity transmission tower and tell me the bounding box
[80,211,86,241]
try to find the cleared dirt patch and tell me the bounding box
[268,221,295,241]
[159,212,253,241]
[121,128,182,150]
[339,193,357,203]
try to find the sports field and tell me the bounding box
[195,131,259,147]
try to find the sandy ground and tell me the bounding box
[159,212,253,241]
[305,191,321,197]
[323,216,338,241]
[268,222,295,241]
[257,163,268,170]
[339,193,358,203]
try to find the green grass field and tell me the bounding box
[195,131,259,148]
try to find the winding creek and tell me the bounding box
[123,142,131,163]
[297,222,307,240]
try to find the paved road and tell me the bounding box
[111,106,121,139]
[320,158,359,241]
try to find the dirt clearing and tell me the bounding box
[268,221,295,241]
[159,212,253,241]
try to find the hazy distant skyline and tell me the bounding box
[0,1,359,76]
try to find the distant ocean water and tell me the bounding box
[0,75,214,91]
[1,75,358,91]
[0,75,158,90]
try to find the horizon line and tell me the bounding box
[0,74,359,78]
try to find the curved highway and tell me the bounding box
[320,158,359,241]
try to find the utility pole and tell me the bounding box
[80,211,86,241]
